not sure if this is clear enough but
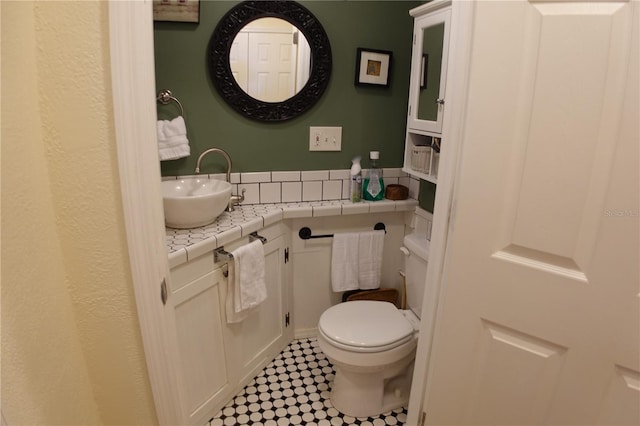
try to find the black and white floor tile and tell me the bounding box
[209,337,407,426]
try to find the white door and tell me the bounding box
[230,32,249,93]
[423,1,639,425]
[247,32,296,102]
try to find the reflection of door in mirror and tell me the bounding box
[230,18,311,103]
[417,22,444,121]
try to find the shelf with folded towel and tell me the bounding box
[298,222,386,240]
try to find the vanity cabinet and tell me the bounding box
[168,223,291,425]
[403,0,451,183]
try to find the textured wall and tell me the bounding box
[1,2,157,424]
[155,1,421,176]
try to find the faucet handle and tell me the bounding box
[227,188,246,212]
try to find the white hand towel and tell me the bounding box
[331,232,360,292]
[225,240,267,324]
[357,230,385,290]
[157,116,190,161]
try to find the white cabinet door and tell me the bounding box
[224,234,292,386]
[170,262,233,426]
[423,1,639,424]
[407,6,451,133]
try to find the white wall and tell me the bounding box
[290,212,413,335]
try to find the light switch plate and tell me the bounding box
[309,126,342,151]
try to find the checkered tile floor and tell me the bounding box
[209,337,407,426]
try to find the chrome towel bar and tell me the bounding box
[214,232,267,263]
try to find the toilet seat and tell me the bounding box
[318,301,415,353]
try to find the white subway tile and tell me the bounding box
[313,204,342,217]
[241,171,271,183]
[260,182,281,204]
[329,169,350,180]
[301,170,329,181]
[382,168,404,178]
[342,179,351,199]
[302,181,323,201]
[341,202,370,215]
[282,182,302,202]
[408,178,420,200]
[322,180,342,200]
[230,172,241,184]
[239,183,260,204]
[272,171,301,182]
[383,177,399,186]
[368,200,396,213]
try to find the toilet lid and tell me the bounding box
[318,301,415,353]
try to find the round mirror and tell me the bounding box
[208,1,332,122]
[230,17,311,103]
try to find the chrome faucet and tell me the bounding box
[195,148,232,182]
[194,148,245,211]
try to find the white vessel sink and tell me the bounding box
[162,177,232,229]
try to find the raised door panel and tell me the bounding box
[172,267,232,425]
[424,1,638,424]
[224,235,291,386]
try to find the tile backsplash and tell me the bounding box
[163,168,420,205]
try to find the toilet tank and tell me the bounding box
[402,233,430,318]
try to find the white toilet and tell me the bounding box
[317,233,430,418]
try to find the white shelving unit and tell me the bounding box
[402,0,451,184]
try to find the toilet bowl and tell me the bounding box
[318,232,430,418]
[317,300,420,417]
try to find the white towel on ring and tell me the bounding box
[225,240,267,324]
[157,116,190,161]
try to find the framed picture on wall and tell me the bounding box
[153,0,200,23]
[354,48,393,87]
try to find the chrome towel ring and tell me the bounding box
[156,89,184,117]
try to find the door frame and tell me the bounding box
[108,1,474,425]
[109,1,185,424]
[405,2,476,424]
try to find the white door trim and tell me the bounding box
[405,1,476,424]
[108,1,185,424]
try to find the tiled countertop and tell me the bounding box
[166,198,418,268]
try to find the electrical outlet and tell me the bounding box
[309,126,342,151]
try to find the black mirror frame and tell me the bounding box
[207,1,332,122]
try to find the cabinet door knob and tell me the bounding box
[436,98,445,105]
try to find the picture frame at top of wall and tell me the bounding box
[153,0,200,23]
[354,48,392,87]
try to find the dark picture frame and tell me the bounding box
[354,48,392,87]
[153,0,200,23]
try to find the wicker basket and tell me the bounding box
[410,145,431,174]
[345,288,399,307]
[385,184,409,200]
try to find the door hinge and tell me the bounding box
[284,247,289,263]
[285,312,290,327]
[418,411,426,426]
[293,31,299,45]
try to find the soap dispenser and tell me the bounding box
[363,151,384,201]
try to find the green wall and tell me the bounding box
[154,0,421,176]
